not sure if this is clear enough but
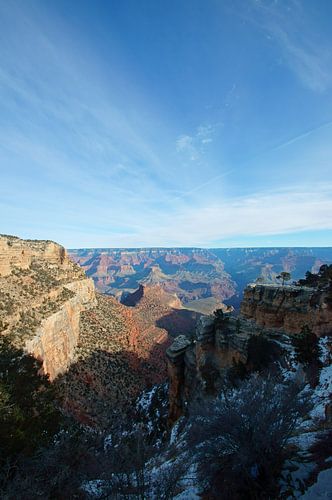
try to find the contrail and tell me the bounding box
[272,119,332,152]
[169,168,235,203]
[167,119,332,204]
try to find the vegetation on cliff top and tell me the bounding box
[297,264,332,289]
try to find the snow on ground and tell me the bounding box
[136,385,158,412]
[320,337,331,365]
[309,336,332,421]
[280,336,332,498]
[173,486,200,499]
[310,363,332,420]
[300,468,332,499]
[289,431,320,452]
[81,480,105,497]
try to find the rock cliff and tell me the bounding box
[240,283,332,336]
[167,312,263,423]
[58,283,200,427]
[69,247,236,305]
[0,234,96,380]
[167,282,332,424]
[25,279,95,380]
[0,235,200,427]
[0,234,68,277]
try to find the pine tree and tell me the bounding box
[276,271,291,286]
[292,326,321,367]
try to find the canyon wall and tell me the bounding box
[0,235,68,277]
[0,234,96,380]
[167,283,332,424]
[25,278,95,380]
[167,313,262,423]
[240,283,332,336]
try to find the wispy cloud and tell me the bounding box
[175,123,217,161]
[124,183,332,247]
[249,0,332,92]
[176,135,199,160]
[1,1,331,248]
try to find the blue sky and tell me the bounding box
[0,0,332,248]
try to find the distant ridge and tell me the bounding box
[69,247,332,311]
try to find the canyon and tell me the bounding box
[1,234,332,498]
[0,235,96,379]
[241,283,332,336]
[2,236,332,427]
[0,235,199,426]
[69,246,332,311]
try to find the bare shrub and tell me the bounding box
[185,374,312,499]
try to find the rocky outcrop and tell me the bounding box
[167,312,260,424]
[0,234,96,380]
[167,281,332,424]
[166,335,192,423]
[240,283,332,336]
[121,284,145,306]
[25,278,95,380]
[0,235,68,277]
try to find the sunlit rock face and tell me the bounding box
[0,235,69,277]
[70,246,332,311]
[240,283,332,336]
[68,247,237,307]
[0,234,96,380]
[25,278,96,380]
[0,235,200,427]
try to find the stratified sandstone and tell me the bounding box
[0,234,96,380]
[0,235,68,277]
[56,282,199,427]
[240,283,332,336]
[25,278,95,380]
[1,235,201,427]
[167,280,332,424]
[167,312,261,424]
[69,247,237,304]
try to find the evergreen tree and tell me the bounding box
[276,271,291,286]
[292,326,321,367]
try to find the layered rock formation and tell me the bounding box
[167,281,332,424]
[240,283,332,336]
[0,235,67,277]
[57,284,199,427]
[0,234,96,379]
[70,247,332,311]
[167,312,263,423]
[69,247,236,308]
[0,235,201,427]
[25,279,95,380]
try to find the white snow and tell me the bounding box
[136,385,157,412]
[310,364,332,420]
[81,480,105,497]
[319,337,331,365]
[300,468,332,499]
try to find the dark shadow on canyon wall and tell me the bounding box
[54,336,171,429]
[156,308,201,338]
[0,339,171,497]
[0,340,63,487]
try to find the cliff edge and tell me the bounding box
[0,234,96,379]
[240,283,332,336]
